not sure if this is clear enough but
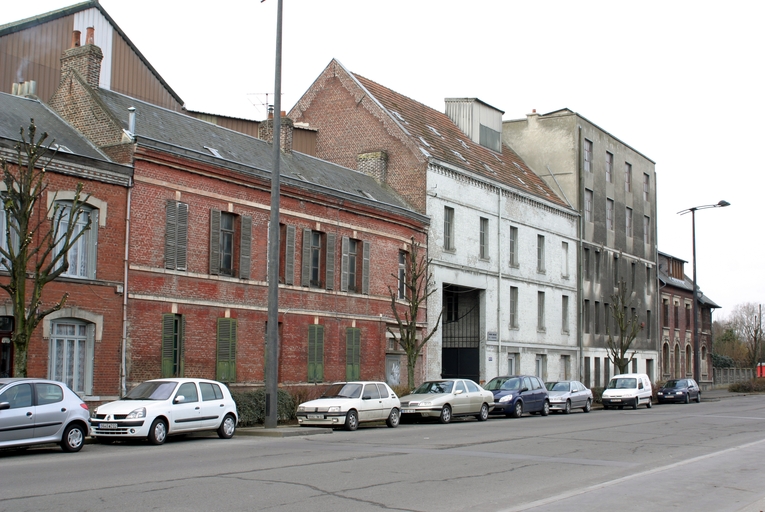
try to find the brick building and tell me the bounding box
[290,60,579,384]
[658,251,718,388]
[46,35,428,396]
[0,91,132,402]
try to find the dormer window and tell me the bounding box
[204,146,222,158]
[426,125,443,138]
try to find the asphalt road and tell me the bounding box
[2,395,765,512]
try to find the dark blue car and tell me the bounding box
[484,375,549,418]
[657,379,701,404]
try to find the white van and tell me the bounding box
[601,373,652,410]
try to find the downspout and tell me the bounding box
[497,187,502,378]
[121,179,132,397]
[577,126,584,382]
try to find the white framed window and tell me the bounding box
[509,226,518,266]
[397,251,406,299]
[626,207,633,237]
[644,216,650,245]
[537,235,545,273]
[584,139,593,172]
[606,199,614,231]
[561,295,569,333]
[444,206,455,251]
[624,162,632,192]
[643,173,650,201]
[479,217,489,259]
[584,189,593,222]
[510,287,519,328]
[49,319,94,395]
[537,291,546,330]
[55,202,97,279]
[605,152,613,182]
[561,242,569,278]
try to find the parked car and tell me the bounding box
[399,378,493,424]
[601,373,653,410]
[545,380,593,413]
[484,375,549,418]
[91,378,237,445]
[0,378,90,452]
[657,379,701,404]
[296,381,400,431]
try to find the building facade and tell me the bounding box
[290,60,579,385]
[504,109,659,386]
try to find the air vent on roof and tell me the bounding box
[419,136,431,148]
[513,162,526,174]
[391,111,408,124]
[358,190,377,201]
[51,144,73,154]
[482,163,496,175]
[294,173,308,182]
[452,150,468,163]
[204,146,222,158]
[426,125,443,138]
[492,153,502,163]
[419,147,432,158]
[517,176,526,185]
[457,139,469,150]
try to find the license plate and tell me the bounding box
[402,409,415,414]
[307,414,323,419]
[99,423,118,429]
[611,399,621,402]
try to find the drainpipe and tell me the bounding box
[577,125,584,382]
[121,180,132,397]
[497,187,502,379]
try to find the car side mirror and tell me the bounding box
[0,401,9,411]
[520,387,529,393]
[454,389,463,395]
[173,395,185,404]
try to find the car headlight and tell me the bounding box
[657,392,663,395]
[499,395,514,403]
[327,406,341,413]
[549,397,564,403]
[126,407,146,419]
[297,406,305,412]
[676,391,683,395]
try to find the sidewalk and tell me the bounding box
[699,387,751,401]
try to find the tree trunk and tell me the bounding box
[12,338,27,378]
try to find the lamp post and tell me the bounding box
[677,200,730,384]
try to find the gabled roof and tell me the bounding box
[657,251,721,309]
[344,67,568,208]
[0,1,184,107]
[94,88,423,220]
[0,91,111,161]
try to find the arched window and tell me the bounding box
[685,344,693,377]
[49,319,94,395]
[674,344,680,378]
[54,202,98,279]
[662,343,670,375]
[701,345,708,377]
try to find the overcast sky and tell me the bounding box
[3,1,762,319]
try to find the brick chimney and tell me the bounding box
[258,111,294,153]
[60,27,103,88]
[356,151,388,183]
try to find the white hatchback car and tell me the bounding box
[90,378,238,445]
[296,381,400,431]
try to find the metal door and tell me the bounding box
[441,286,480,382]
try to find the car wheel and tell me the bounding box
[583,398,592,413]
[696,392,702,403]
[386,408,400,428]
[684,393,690,404]
[632,398,639,410]
[344,409,359,431]
[439,405,452,424]
[148,418,168,445]
[564,400,572,414]
[60,423,86,452]
[217,414,237,439]
[618,405,624,410]
[511,401,523,418]
[646,398,652,408]
[603,404,609,410]
[476,403,489,422]
[541,400,550,416]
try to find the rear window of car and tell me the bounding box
[200,382,224,401]
[36,383,64,405]
[465,380,480,393]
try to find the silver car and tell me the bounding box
[296,381,401,431]
[399,378,494,424]
[545,380,593,414]
[0,378,90,452]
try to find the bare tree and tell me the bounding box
[606,280,644,374]
[0,120,91,377]
[727,302,763,373]
[387,237,442,390]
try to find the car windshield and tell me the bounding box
[413,381,454,394]
[484,377,521,391]
[124,381,178,400]
[607,378,637,390]
[547,382,570,392]
[663,380,682,388]
[320,383,362,399]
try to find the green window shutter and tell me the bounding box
[209,209,221,275]
[87,209,98,279]
[239,216,252,280]
[217,318,237,382]
[362,241,370,295]
[179,315,186,377]
[161,314,175,378]
[340,236,349,292]
[176,203,188,271]
[346,328,360,380]
[301,228,311,287]
[308,325,324,382]
[325,233,336,290]
[285,225,295,285]
[165,201,177,269]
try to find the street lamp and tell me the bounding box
[677,200,730,384]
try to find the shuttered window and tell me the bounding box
[209,209,251,278]
[308,325,324,383]
[341,237,370,294]
[325,233,336,290]
[165,201,188,270]
[285,225,295,285]
[161,314,184,378]
[346,328,361,380]
[216,318,237,382]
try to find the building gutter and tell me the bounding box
[120,179,132,397]
[577,126,584,381]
